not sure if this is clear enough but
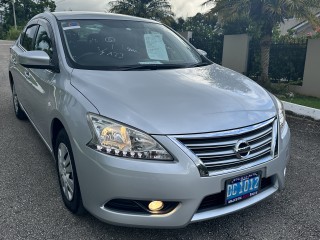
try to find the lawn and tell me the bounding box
[279,94,320,110]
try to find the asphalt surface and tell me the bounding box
[0,40,320,239]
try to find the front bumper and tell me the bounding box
[72,122,290,228]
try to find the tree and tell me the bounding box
[217,16,250,35]
[108,0,174,22]
[203,0,320,86]
[172,13,223,63]
[0,0,56,36]
[177,13,218,38]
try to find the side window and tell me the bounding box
[34,25,53,58]
[21,25,38,51]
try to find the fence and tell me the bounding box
[190,34,309,86]
[247,38,308,84]
[190,35,224,64]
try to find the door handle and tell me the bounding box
[24,71,30,79]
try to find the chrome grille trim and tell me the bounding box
[203,147,271,167]
[170,117,278,177]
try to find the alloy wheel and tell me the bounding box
[58,143,75,201]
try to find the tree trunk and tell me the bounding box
[259,34,272,87]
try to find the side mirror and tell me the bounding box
[18,51,57,71]
[197,49,208,57]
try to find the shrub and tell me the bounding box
[6,26,23,40]
[190,34,224,64]
[0,25,5,39]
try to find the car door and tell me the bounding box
[25,19,58,143]
[10,21,39,112]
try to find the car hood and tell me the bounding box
[71,64,276,135]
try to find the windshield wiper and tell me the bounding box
[187,62,212,68]
[120,64,188,71]
[104,62,212,71]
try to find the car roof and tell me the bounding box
[51,11,158,23]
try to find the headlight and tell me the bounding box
[87,113,173,160]
[274,97,286,131]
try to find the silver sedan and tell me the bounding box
[8,11,290,228]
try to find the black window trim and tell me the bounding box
[19,23,39,52]
[38,17,60,73]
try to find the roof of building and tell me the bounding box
[291,12,320,31]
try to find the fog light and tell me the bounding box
[148,201,164,211]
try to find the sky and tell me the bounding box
[54,0,211,19]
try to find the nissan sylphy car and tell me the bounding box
[9,12,290,228]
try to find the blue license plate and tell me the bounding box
[225,172,261,205]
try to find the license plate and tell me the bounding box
[225,172,261,205]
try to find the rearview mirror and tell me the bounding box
[197,49,208,57]
[19,51,57,71]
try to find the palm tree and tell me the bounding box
[203,0,320,86]
[108,0,174,22]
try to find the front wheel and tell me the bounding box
[55,129,85,215]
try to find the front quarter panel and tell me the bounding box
[50,76,99,151]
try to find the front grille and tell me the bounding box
[176,118,278,173]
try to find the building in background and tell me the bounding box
[280,12,320,36]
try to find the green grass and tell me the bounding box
[279,94,320,110]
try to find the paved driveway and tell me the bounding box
[0,40,319,239]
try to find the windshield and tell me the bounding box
[59,19,210,70]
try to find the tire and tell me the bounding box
[55,129,86,215]
[12,82,27,120]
